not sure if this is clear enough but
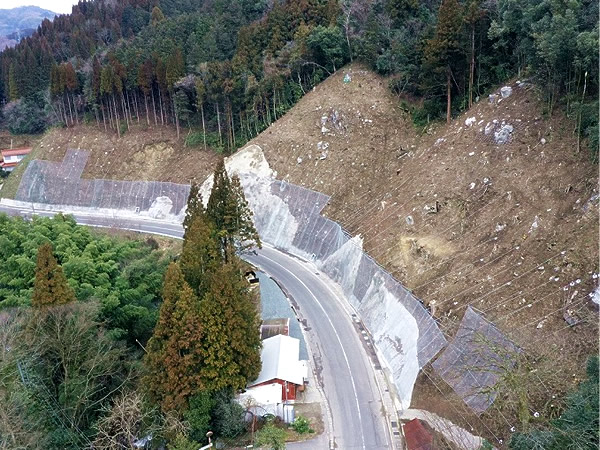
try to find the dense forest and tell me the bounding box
[0,0,597,158]
[0,213,170,343]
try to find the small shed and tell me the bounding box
[248,334,307,401]
[261,318,290,339]
[403,419,434,450]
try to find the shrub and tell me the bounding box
[291,415,311,434]
[255,422,286,450]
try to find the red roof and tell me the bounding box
[403,419,434,450]
[1,147,32,157]
[0,161,17,168]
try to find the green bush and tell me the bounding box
[2,99,47,134]
[119,119,128,136]
[256,422,286,450]
[412,98,443,129]
[509,355,599,450]
[185,131,205,147]
[291,415,311,434]
[184,391,215,443]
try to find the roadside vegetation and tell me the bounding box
[0,212,170,343]
[509,355,599,450]
[0,160,290,448]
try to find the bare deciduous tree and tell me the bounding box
[93,391,160,450]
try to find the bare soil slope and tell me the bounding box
[249,64,598,441]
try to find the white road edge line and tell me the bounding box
[283,251,397,450]
[252,260,335,450]
[256,253,367,450]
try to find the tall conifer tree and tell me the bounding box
[183,182,204,236]
[206,160,261,262]
[424,0,464,123]
[198,262,261,392]
[180,215,220,297]
[145,263,204,412]
[32,242,76,308]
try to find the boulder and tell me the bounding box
[500,86,513,98]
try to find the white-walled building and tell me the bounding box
[0,148,31,172]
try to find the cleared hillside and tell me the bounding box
[1,125,218,199]
[248,64,599,439]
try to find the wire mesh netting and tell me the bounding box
[17,152,452,401]
[432,306,520,414]
[265,179,448,369]
[15,150,190,216]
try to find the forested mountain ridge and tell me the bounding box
[0,0,597,159]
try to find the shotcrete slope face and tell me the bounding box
[203,145,447,408]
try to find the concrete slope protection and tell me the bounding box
[7,143,447,409]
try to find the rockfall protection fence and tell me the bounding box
[239,174,449,405]
[432,306,520,414]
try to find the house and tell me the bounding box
[247,334,307,402]
[0,148,32,172]
[403,419,434,450]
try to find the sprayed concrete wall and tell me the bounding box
[15,150,190,220]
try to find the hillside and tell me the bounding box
[249,65,599,438]
[0,125,218,199]
[0,6,57,38]
[2,64,598,443]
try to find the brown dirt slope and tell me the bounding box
[249,64,598,442]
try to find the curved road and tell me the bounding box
[246,247,391,449]
[0,203,392,449]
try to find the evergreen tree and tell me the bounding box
[179,214,220,297]
[144,263,204,412]
[207,160,261,262]
[198,262,261,392]
[151,6,166,27]
[183,182,204,236]
[206,160,230,226]
[8,64,18,101]
[423,0,465,123]
[228,174,262,252]
[32,242,76,308]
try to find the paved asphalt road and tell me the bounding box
[0,203,392,449]
[246,248,391,449]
